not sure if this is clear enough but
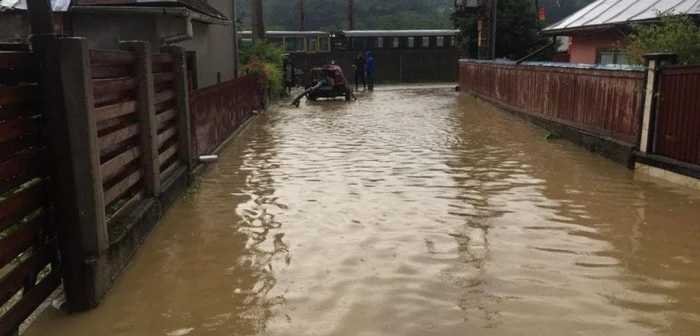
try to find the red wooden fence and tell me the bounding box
[654,66,700,166]
[459,61,645,144]
[189,76,261,158]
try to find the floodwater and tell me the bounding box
[26,86,700,336]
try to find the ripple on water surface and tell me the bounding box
[25,87,700,336]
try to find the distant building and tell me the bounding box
[0,0,237,89]
[542,0,700,65]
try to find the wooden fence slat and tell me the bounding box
[0,269,61,336]
[0,118,36,145]
[93,90,138,107]
[98,123,141,156]
[92,77,139,96]
[0,52,31,70]
[154,72,175,85]
[156,108,176,130]
[160,161,180,181]
[0,85,37,106]
[0,212,44,270]
[91,64,133,79]
[152,63,172,74]
[94,100,138,123]
[155,90,176,104]
[0,183,44,233]
[0,150,44,183]
[158,144,178,166]
[152,53,175,65]
[104,169,142,206]
[157,126,177,148]
[101,146,142,184]
[106,191,144,225]
[0,103,39,123]
[89,49,136,65]
[0,238,56,308]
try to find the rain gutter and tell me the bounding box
[70,5,231,26]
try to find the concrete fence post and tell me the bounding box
[161,45,193,169]
[56,37,110,310]
[120,41,161,196]
[639,53,678,154]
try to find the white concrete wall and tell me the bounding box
[156,0,235,88]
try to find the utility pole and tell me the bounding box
[348,0,355,30]
[490,0,497,59]
[300,0,305,31]
[232,0,239,78]
[250,0,265,41]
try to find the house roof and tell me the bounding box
[0,0,230,24]
[543,0,700,34]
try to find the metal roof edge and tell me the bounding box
[70,5,231,25]
[459,58,646,72]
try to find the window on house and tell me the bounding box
[436,36,445,47]
[451,36,456,47]
[597,49,629,65]
[285,38,303,52]
[376,37,383,48]
[422,36,430,47]
[307,37,317,52]
[392,37,399,48]
[319,37,330,52]
[268,38,284,48]
[408,37,414,48]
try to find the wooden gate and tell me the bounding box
[654,66,700,166]
[0,48,62,335]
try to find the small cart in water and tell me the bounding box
[290,64,356,107]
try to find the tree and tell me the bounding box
[625,12,700,65]
[452,0,554,60]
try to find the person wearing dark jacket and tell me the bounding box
[352,53,366,91]
[283,56,294,94]
[365,51,375,91]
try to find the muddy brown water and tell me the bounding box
[26,87,700,336]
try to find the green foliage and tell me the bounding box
[452,0,557,60]
[625,12,700,65]
[241,40,285,95]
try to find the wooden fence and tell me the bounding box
[459,61,646,145]
[189,75,261,158]
[653,66,700,166]
[0,47,61,335]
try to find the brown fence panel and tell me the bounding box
[0,50,60,335]
[654,66,700,166]
[90,49,146,220]
[189,75,261,158]
[459,61,645,144]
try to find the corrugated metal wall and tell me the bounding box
[459,61,645,144]
[655,66,700,166]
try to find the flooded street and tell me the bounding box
[26,86,700,336]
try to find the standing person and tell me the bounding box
[352,52,366,91]
[365,51,375,91]
[284,56,294,94]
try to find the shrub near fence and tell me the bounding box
[0,48,61,335]
[459,61,646,145]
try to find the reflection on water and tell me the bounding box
[26,88,700,336]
